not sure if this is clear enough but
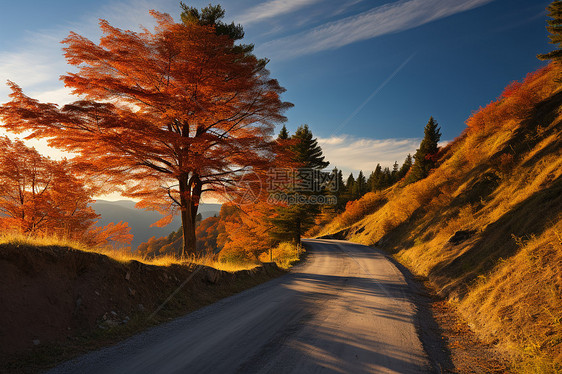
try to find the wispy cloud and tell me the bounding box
[236,0,325,25]
[318,135,421,175]
[260,0,494,59]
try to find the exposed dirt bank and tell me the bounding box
[0,243,283,373]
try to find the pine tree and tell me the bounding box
[345,173,356,200]
[332,168,347,211]
[407,117,442,183]
[278,125,289,140]
[369,164,383,191]
[270,125,329,244]
[381,167,392,188]
[356,171,367,197]
[538,1,562,63]
[391,161,399,182]
[291,125,329,169]
[398,154,413,180]
[180,3,245,41]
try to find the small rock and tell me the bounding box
[104,320,119,328]
[32,339,40,346]
[95,290,100,296]
[125,271,131,281]
[111,310,118,317]
[138,304,145,312]
[128,287,136,297]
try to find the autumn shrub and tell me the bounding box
[466,64,557,134]
[331,192,386,229]
[259,241,304,269]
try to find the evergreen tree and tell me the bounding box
[270,125,329,244]
[345,173,357,200]
[333,168,347,211]
[407,117,442,183]
[538,1,562,63]
[398,154,413,180]
[391,161,399,182]
[181,3,245,41]
[356,171,367,197]
[291,125,329,169]
[278,125,289,140]
[369,164,383,191]
[382,167,392,188]
[336,169,345,195]
[367,171,376,192]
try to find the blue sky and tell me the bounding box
[0,0,552,180]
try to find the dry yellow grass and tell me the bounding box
[460,222,562,373]
[0,232,259,272]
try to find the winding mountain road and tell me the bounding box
[48,239,435,374]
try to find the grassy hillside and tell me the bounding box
[317,64,562,372]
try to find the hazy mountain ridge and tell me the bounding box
[91,200,221,251]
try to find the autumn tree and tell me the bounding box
[0,137,96,235]
[538,1,562,64]
[406,117,442,183]
[0,6,291,256]
[0,137,132,247]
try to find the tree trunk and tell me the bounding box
[178,172,202,258]
[179,174,196,258]
[179,205,197,258]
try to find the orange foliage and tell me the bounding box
[0,137,96,236]
[84,221,133,248]
[218,203,275,262]
[0,10,291,255]
[332,192,386,229]
[0,137,132,248]
[466,64,557,132]
[195,216,221,253]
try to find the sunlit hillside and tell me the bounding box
[316,63,562,371]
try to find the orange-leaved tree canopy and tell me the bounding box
[0,137,132,248]
[0,137,98,236]
[0,6,292,256]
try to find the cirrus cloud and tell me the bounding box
[260,0,495,60]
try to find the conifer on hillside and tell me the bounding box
[538,0,562,63]
[407,117,442,183]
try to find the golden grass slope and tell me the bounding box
[0,232,260,272]
[318,64,562,371]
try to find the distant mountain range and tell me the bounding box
[91,200,221,251]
